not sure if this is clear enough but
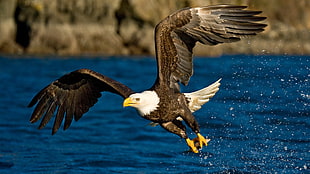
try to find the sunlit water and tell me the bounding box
[0,55,309,173]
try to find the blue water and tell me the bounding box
[0,55,309,173]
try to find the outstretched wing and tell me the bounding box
[28,68,135,134]
[154,5,267,91]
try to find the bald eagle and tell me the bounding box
[28,5,266,153]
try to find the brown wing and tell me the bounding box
[154,5,267,91]
[28,68,135,134]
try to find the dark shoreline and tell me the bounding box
[0,0,310,56]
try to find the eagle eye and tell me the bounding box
[135,98,140,101]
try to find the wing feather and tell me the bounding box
[38,100,57,129]
[154,5,267,90]
[53,103,66,134]
[28,68,135,134]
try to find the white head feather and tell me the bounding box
[124,91,160,116]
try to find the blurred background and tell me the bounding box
[0,0,309,57]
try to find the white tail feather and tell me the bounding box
[184,79,221,112]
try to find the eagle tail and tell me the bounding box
[184,79,221,112]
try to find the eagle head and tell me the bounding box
[123,91,160,116]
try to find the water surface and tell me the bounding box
[0,55,309,173]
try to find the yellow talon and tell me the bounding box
[185,138,198,153]
[193,133,210,149]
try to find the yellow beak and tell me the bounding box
[123,97,136,107]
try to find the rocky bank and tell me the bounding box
[0,0,310,56]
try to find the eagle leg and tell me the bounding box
[160,121,198,152]
[192,133,210,149]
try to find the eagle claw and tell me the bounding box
[193,133,210,149]
[186,138,199,153]
[185,134,210,153]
